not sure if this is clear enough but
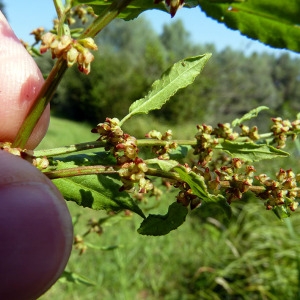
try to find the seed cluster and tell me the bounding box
[145,129,177,159]
[271,117,300,148]
[256,169,299,211]
[193,158,300,213]
[195,158,255,202]
[194,122,245,166]
[67,5,97,25]
[40,33,97,74]
[92,118,153,193]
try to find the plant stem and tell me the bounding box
[53,0,65,19]
[43,163,300,200]
[12,58,68,148]
[34,139,196,157]
[34,141,107,157]
[33,132,280,158]
[44,165,118,179]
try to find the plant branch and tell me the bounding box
[44,165,118,179]
[34,141,107,157]
[12,58,68,148]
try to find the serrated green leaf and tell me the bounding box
[217,141,289,162]
[174,166,232,223]
[137,202,188,236]
[232,106,269,127]
[120,54,211,125]
[198,0,300,53]
[174,166,210,200]
[47,152,145,217]
[53,174,145,218]
[60,271,96,286]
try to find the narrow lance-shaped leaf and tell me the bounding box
[217,141,289,162]
[120,54,211,125]
[231,106,269,127]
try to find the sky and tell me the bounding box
[2,0,299,58]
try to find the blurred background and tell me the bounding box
[2,1,300,299]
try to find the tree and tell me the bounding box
[271,53,300,116]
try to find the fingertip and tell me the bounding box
[0,150,61,200]
[0,11,50,148]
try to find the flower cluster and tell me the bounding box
[92,118,153,193]
[271,117,300,148]
[239,124,260,141]
[30,27,45,44]
[40,33,98,74]
[175,181,201,210]
[67,5,97,25]
[193,155,300,212]
[193,124,219,166]
[73,235,87,255]
[213,123,239,140]
[195,158,255,203]
[0,142,43,166]
[154,0,185,17]
[145,129,177,159]
[255,168,300,212]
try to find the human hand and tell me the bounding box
[0,11,73,300]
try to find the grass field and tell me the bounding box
[39,116,300,300]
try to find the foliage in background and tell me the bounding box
[36,17,300,129]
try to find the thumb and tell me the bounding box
[0,150,63,202]
[0,11,50,149]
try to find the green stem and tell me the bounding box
[33,132,280,158]
[53,0,65,19]
[34,141,106,157]
[34,139,197,157]
[44,165,118,179]
[12,58,68,148]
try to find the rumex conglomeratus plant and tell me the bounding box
[3,0,300,239]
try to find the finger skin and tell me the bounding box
[0,11,50,149]
[0,145,73,300]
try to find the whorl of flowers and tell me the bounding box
[40,33,98,74]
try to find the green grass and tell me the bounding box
[39,116,300,300]
[36,116,96,149]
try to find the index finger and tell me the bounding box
[0,11,50,149]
